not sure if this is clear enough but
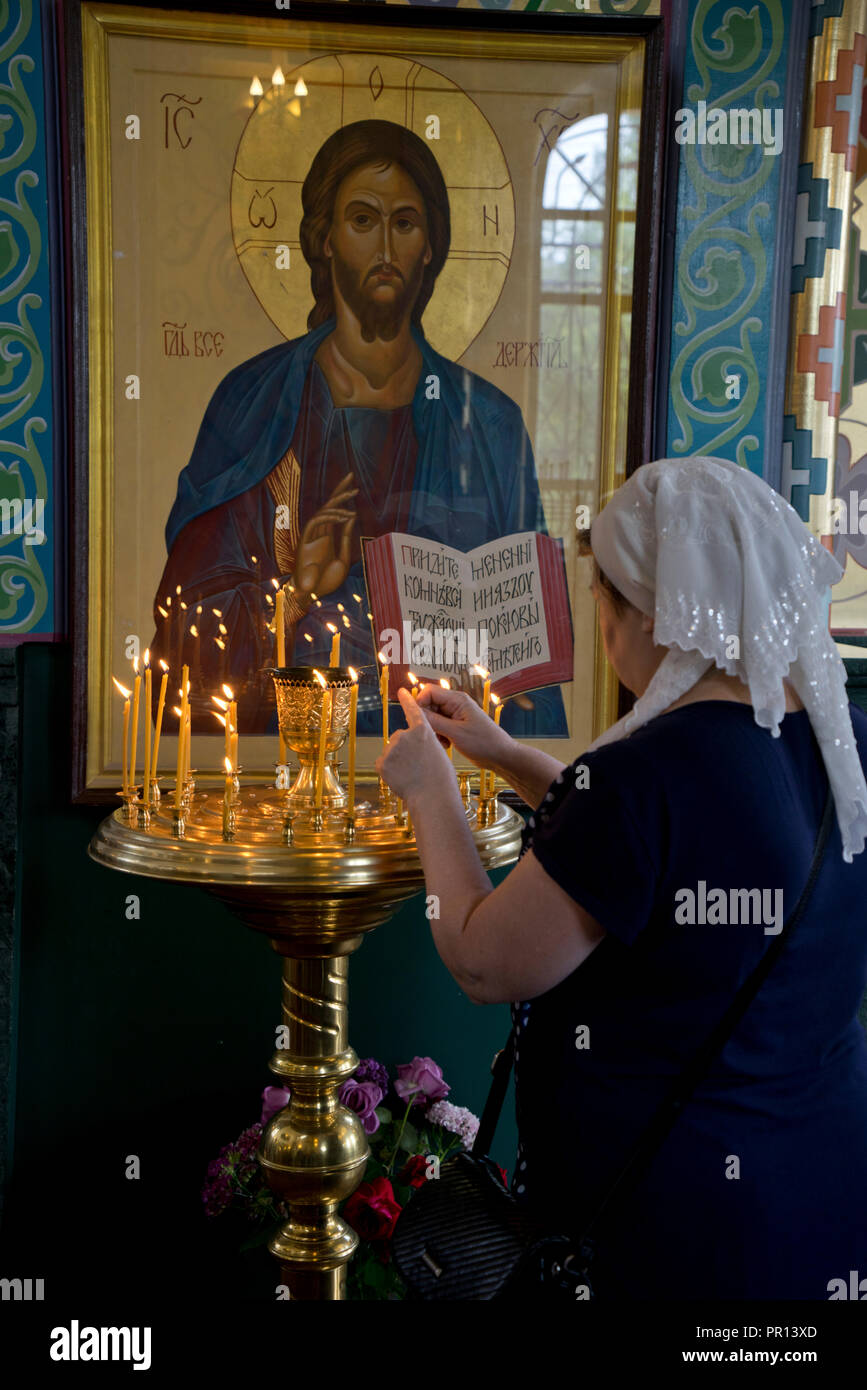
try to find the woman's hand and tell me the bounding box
[414,683,511,770]
[376,688,454,804]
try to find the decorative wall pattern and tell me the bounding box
[0,0,54,642]
[782,0,867,552]
[665,0,788,473]
[823,25,867,636]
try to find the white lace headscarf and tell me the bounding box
[586,456,867,863]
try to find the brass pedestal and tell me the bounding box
[88,780,521,1300]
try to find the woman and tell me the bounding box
[377,456,867,1300]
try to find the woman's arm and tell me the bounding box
[379,691,604,1004]
[416,684,567,807]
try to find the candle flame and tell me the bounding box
[407,671,418,684]
[251,554,258,564]
[222,684,233,700]
[310,592,318,601]
[294,77,308,96]
[172,706,182,718]
[159,659,169,672]
[212,695,228,711]
[212,712,226,728]
[272,65,285,86]
[271,578,280,590]
[325,621,337,633]
[215,638,226,650]
[250,75,263,98]
[265,594,274,606]
[175,585,182,596]
[312,669,327,689]
[473,664,490,679]
[218,623,228,635]
[112,676,131,699]
[190,624,198,638]
[157,606,168,618]
[165,595,172,608]
[180,601,188,610]
[337,603,345,612]
[367,612,374,620]
[440,678,451,689]
[132,655,139,674]
[143,648,150,666]
[353,593,362,602]
[303,633,313,643]
[378,650,388,665]
[212,608,222,617]
[224,756,233,774]
[491,692,501,706]
[348,666,358,682]
[196,605,202,614]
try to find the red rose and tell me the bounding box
[397,1154,430,1189]
[343,1176,402,1242]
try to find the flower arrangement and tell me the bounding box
[201,1054,508,1300]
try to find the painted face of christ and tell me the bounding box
[323,161,434,343]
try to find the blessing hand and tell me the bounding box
[376,688,452,803]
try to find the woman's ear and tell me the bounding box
[640,611,655,635]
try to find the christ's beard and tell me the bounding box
[333,256,426,343]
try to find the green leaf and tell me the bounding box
[398,1121,419,1154]
[374,1106,392,1125]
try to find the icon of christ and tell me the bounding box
[149,119,567,737]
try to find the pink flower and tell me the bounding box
[394,1056,450,1107]
[260,1085,291,1127]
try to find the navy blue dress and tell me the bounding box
[511,699,867,1299]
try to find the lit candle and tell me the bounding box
[113,678,131,794]
[182,661,190,783]
[440,678,455,761]
[326,622,340,667]
[223,754,233,829]
[347,666,358,809]
[474,665,491,799]
[408,670,420,698]
[129,657,141,794]
[173,706,184,810]
[313,670,330,811]
[212,695,229,762]
[151,660,168,789]
[379,651,389,753]
[275,587,286,667]
[142,651,152,806]
[487,693,504,798]
[475,664,491,716]
[230,701,238,771]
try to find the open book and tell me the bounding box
[363,530,573,698]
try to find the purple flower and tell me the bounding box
[394,1056,450,1108]
[260,1086,291,1127]
[339,1078,384,1134]
[355,1057,390,1094]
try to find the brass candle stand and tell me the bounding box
[89,666,521,1301]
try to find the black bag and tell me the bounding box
[391,783,833,1301]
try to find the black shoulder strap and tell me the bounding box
[472,782,835,1217]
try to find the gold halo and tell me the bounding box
[231,52,514,359]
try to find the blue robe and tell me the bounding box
[151,320,568,737]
